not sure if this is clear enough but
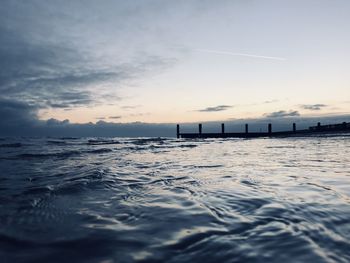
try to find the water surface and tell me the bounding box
[0,136,349,262]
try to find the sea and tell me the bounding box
[0,135,349,263]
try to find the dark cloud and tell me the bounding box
[0,24,167,110]
[46,118,70,126]
[0,0,174,108]
[0,26,111,108]
[198,105,233,112]
[109,116,122,119]
[264,110,300,118]
[0,98,38,127]
[0,2,176,134]
[300,104,327,111]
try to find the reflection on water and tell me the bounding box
[0,136,349,262]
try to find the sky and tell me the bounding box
[0,0,349,136]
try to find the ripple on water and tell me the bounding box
[0,136,350,262]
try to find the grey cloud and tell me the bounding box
[46,118,70,126]
[0,3,175,132]
[128,113,151,117]
[0,26,114,108]
[198,105,233,112]
[109,116,122,119]
[0,98,39,135]
[0,0,177,99]
[263,100,279,104]
[121,105,141,110]
[45,91,94,109]
[300,104,327,111]
[0,98,38,125]
[264,110,300,118]
[0,25,168,110]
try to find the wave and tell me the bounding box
[1,136,349,262]
[87,139,120,145]
[121,143,197,152]
[87,148,113,154]
[130,137,169,145]
[16,151,82,159]
[266,145,296,149]
[47,140,67,145]
[0,143,22,148]
[13,148,113,159]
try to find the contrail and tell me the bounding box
[194,48,286,61]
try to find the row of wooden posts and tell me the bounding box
[176,122,325,138]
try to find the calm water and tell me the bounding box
[0,136,350,263]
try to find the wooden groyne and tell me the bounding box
[177,122,350,139]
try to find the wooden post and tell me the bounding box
[199,124,202,135]
[176,124,180,138]
[268,123,272,134]
[245,124,248,134]
[221,123,225,134]
[293,123,296,132]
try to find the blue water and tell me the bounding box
[0,136,350,262]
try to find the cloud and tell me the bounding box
[128,113,151,117]
[121,105,141,110]
[109,116,122,119]
[0,98,39,128]
[263,100,279,104]
[300,104,327,111]
[264,110,300,118]
[0,25,169,110]
[198,105,233,112]
[46,118,70,126]
[0,2,177,133]
[0,2,176,79]
[0,26,106,108]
